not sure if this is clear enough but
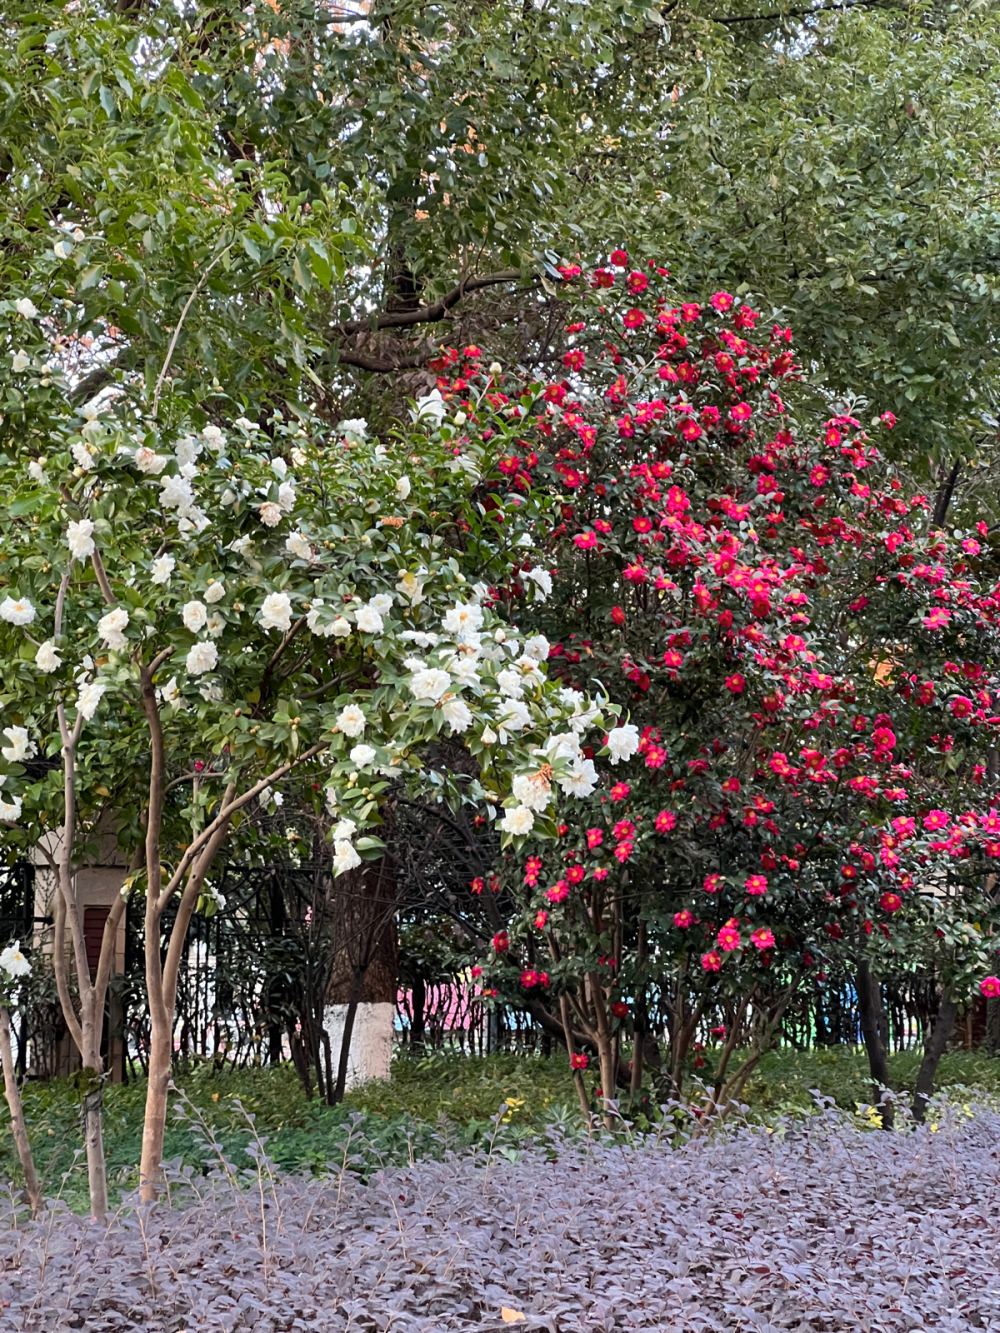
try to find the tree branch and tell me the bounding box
[334,269,522,338]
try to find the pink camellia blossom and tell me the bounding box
[725,673,745,693]
[610,782,631,802]
[923,810,950,831]
[710,291,734,312]
[950,695,974,719]
[573,531,598,550]
[717,922,741,951]
[545,880,570,904]
[613,819,636,842]
[587,828,604,849]
[880,411,896,428]
[592,867,610,881]
[655,810,677,833]
[744,874,769,896]
[570,1052,589,1070]
[980,976,1000,998]
[614,841,633,863]
[923,607,951,630]
[520,969,539,988]
[751,927,775,950]
[674,910,694,929]
[701,950,722,972]
[703,873,724,894]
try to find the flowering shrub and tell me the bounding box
[432,258,1000,1104]
[0,325,615,1207]
[0,1109,997,1330]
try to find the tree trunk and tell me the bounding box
[913,992,959,1122]
[0,1007,43,1216]
[856,959,894,1128]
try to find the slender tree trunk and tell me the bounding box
[559,994,591,1119]
[856,958,895,1129]
[0,1007,43,1217]
[913,992,959,1122]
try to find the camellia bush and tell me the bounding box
[432,257,1000,1118]
[0,316,626,1213]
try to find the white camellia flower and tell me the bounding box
[259,501,283,527]
[77,680,107,720]
[0,786,22,823]
[401,629,438,648]
[1,727,36,763]
[71,442,94,471]
[258,785,283,809]
[150,554,176,585]
[355,603,383,634]
[27,459,46,484]
[448,657,481,689]
[174,435,203,477]
[337,704,366,737]
[333,817,357,840]
[415,389,446,422]
[0,939,30,975]
[512,771,552,812]
[205,612,225,638]
[525,567,553,599]
[500,805,535,836]
[182,600,208,633]
[202,424,225,450]
[306,600,336,637]
[498,699,531,733]
[157,676,185,709]
[442,601,484,638]
[409,667,451,701]
[259,591,293,632]
[54,239,70,259]
[481,725,498,744]
[278,481,296,512]
[350,743,377,769]
[134,446,169,475]
[204,580,226,604]
[98,606,130,650]
[369,592,394,616]
[160,474,195,513]
[395,569,426,605]
[199,681,223,702]
[185,641,218,675]
[557,757,599,797]
[0,596,35,626]
[331,616,352,637]
[11,350,29,372]
[442,698,473,733]
[334,839,361,873]
[337,418,368,439]
[523,634,550,663]
[14,298,37,318]
[607,723,641,765]
[395,475,411,500]
[35,641,61,673]
[496,668,525,699]
[285,532,313,562]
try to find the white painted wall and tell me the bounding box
[322,1001,394,1090]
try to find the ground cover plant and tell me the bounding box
[4,1048,1000,1213]
[1,1101,999,1331]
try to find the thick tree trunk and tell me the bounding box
[913,992,959,1122]
[856,959,894,1128]
[0,1007,43,1216]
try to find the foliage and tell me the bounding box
[1,1102,1000,1329]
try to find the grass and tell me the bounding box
[3,1044,1000,1209]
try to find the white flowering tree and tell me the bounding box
[0,938,39,1216]
[0,334,619,1212]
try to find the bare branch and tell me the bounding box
[334,269,523,338]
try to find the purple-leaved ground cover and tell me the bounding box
[1,1104,999,1331]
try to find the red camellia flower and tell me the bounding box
[725,673,745,693]
[570,1052,589,1070]
[609,249,628,267]
[923,607,951,630]
[751,927,775,950]
[626,270,648,294]
[492,931,509,953]
[881,411,896,428]
[521,969,539,988]
[744,874,768,896]
[880,892,903,913]
[611,1000,629,1017]
[923,810,950,831]
[534,910,548,929]
[545,880,570,904]
[469,877,485,895]
[681,302,701,321]
[611,605,626,625]
[950,695,974,719]
[710,290,734,312]
[587,827,604,849]
[613,819,636,841]
[717,923,741,951]
[655,809,677,833]
[573,531,598,550]
[610,782,631,801]
[703,873,724,894]
[623,307,648,329]
[674,910,694,928]
[701,950,722,972]
[980,976,1000,998]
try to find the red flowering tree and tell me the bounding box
[450,256,1000,1121]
